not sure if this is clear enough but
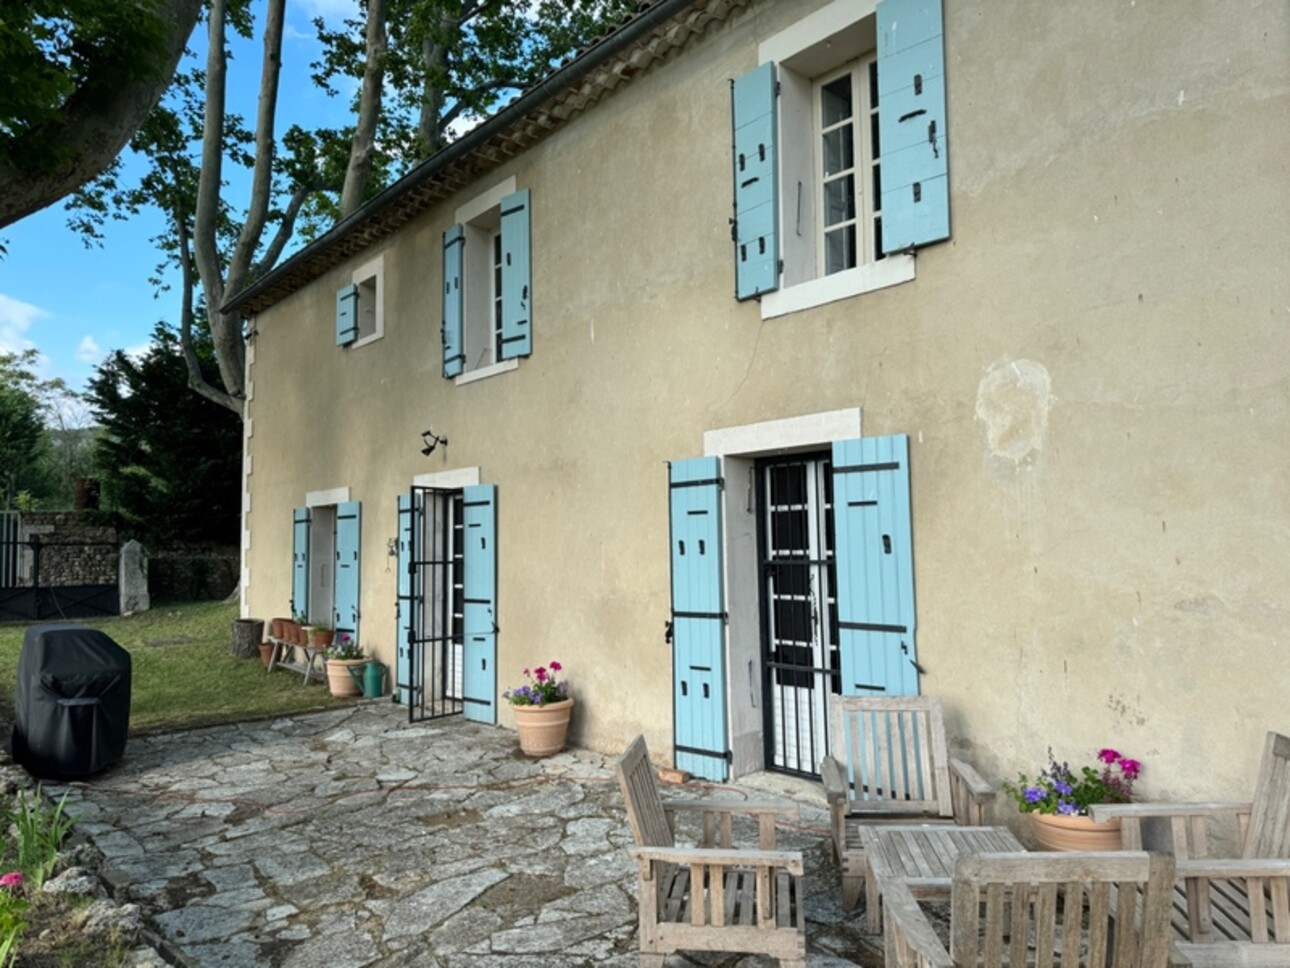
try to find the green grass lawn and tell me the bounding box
[0,601,351,733]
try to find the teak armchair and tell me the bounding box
[819,695,995,919]
[1091,730,1290,966]
[614,735,806,967]
[884,850,1176,968]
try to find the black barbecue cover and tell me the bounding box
[12,624,131,779]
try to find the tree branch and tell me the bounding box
[176,207,240,413]
[251,182,312,278]
[439,77,527,132]
[227,0,286,292]
[192,0,228,314]
[339,0,387,218]
[0,0,202,229]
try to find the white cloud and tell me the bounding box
[122,342,152,362]
[295,0,359,24]
[0,292,49,354]
[76,335,103,363]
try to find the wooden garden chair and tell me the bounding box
[614,735,806,967]
[884,850,1176,968]
[819,695,995,920]
[1090,730,1290,966]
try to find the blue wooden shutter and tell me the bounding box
[291,507,310,618]
[731,62,779,300]
[831,435,918,696]
[461,484,497,723]
[877,0,949,250]
[334,501,361,641]
[668,457,728,782]
[336,284,359,345]
[396,493,415,705]
[442,225,465,378]
[499,189,532,360]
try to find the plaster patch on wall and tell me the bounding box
[975,360,1053,465]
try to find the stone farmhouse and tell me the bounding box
[225,0,1290,797]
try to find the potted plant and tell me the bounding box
[504,661,573,757]
[292,614,309,645]
[324,634,364,696]
[1004,747,1142,851]
[310,620,335,650]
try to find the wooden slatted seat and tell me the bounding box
[819,695,995,921]
[614,734,807,967]
[883,850,1176,968]
[1091,731,1290,966]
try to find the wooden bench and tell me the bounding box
[883,850,1176,968]
[614,735,806,967]
[819,696,995,918]
[1091,731,1290,966]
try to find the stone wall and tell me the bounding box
[18,513,118,587]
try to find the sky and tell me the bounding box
[0,0,359,401]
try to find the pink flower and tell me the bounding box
[549,660,562,672]
[534,667,547,683]
[1097,748,1121,764]
[0,872,23,889]
[1119,758,1142,779]
[522,668,530,677]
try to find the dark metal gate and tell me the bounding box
[0,516,120,622]
[757,455,841,778]
[404,486,465,722]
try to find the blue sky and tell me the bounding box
[0,0,358,400]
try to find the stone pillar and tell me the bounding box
[119,540,150,614]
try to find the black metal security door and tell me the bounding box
[758,455,841,777]
[405,486,465,722]
[0,513,119,622]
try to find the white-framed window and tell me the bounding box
[816,58,882,276]
[736,0,948,319]
[442,178,532,383]
[335,255,384,347]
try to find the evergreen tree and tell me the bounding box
[84,325,241,546]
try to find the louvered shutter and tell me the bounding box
[461,484,497,723]
[396,493,415,705]
[731,62,780,300]
[291,507,310,618]
[831,435,919,696]
[336,285,359,345]
[334,501,361,642]
[668,457,729,782]
[877,0,949,250]
[442,225,465,378]
[499,189,532,360]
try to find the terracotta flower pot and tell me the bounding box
[269,618,286,639]
[311,629,335,649]
[258,641,276,668]
[326,657,366,697]
[512,698,574,757]
[1031,812,1123,851]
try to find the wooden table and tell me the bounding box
[265,636,326,684]
[864,824,1025,932]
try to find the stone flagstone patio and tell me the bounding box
[45,703,882,966]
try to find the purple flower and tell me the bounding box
[1057,801,1079,815]
[1023,787,1044,803]
[1053,780,1072,796]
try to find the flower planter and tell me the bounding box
[258,641,276,668]
[311,629,335,649]
[1031,813,1123,852]
[513,698,574,757]
[325,657,366,697]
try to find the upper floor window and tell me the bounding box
[732,0,948,318]
[335,255,384,347]
[817,58,883,276]
[443,178,532,382]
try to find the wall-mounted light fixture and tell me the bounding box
[420,428,448,457]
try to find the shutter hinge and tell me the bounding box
[775,80,781,97]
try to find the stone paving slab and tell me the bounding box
[49,703,883,967]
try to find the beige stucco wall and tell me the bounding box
[245,0,1290,808]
